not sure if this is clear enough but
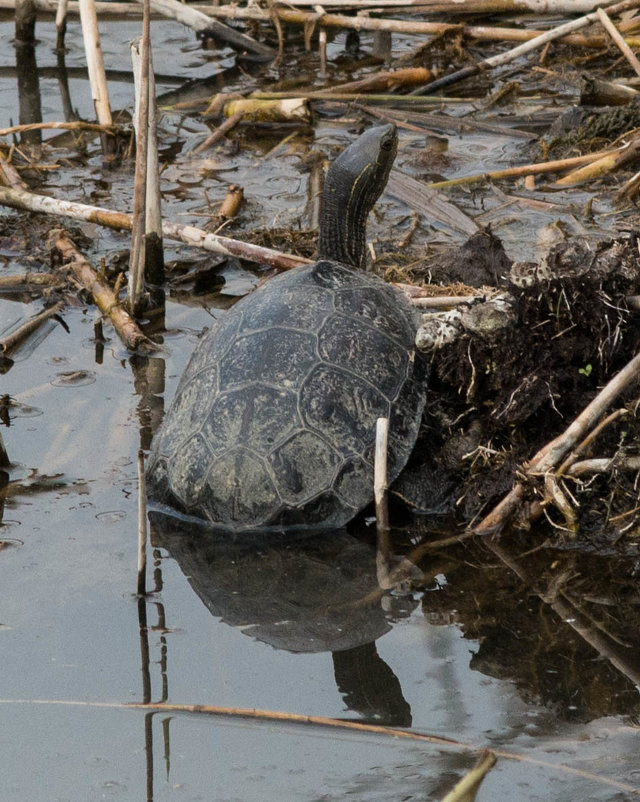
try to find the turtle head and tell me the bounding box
[318,124,398,269]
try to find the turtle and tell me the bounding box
[146,123,427,532]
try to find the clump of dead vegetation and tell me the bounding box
[405,232,640,544]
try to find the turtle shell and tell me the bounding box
[146,260,426,531]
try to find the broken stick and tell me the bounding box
[50,230,158,353]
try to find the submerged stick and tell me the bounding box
[137,449,147,596]
[50,230,158,352]
[0,185,309,270]
[0,430,8,468]
[0,301,64,354]
[0,272,62,289]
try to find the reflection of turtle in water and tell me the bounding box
[147,124,426,532]
[151,511,414,725]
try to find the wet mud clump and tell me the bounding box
[403,232,640,543]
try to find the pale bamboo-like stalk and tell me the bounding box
[78,0,112,126]
[0,301,64,354]
[131,37,164,287]
[137,449,147,596]
[374,417,390,536]
[50,230,158,352]
[596,6,640,80]
[280,0,622,8]
[0,185,309,270]
[128,14,150,315]
[441,751,497,802]
[55,0,68,49]
[427,146,624,189]
[552,135,640,187]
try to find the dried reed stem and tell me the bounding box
[128,16,151,316]
[131,38,164,287]
[11,0,640,49]
[412,0,640,95]
[193,110,243,155]
[374,417,390,535]
[427,146,623,189]
[596,6,640,80]
[0,120,115,136]
[78,0,111,125]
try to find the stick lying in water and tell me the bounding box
[0,185,309,271]
[50,230,158,353]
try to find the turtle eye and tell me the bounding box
[381,136,394,151]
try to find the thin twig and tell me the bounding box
[0,698,638,795]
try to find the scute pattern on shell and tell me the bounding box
[146,260,426,531]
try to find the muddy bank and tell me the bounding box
[394,229,640,545]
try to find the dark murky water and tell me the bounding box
[1,17,640,801]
